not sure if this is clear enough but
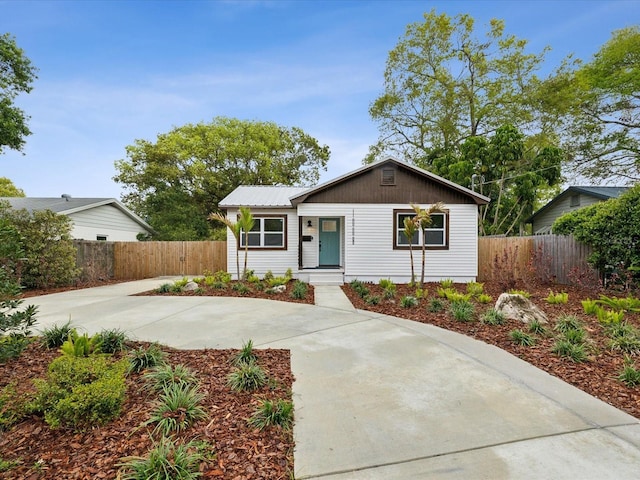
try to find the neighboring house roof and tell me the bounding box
[526,186,630,224]
[219,186,309,208]
[219,158,490,208]
[0,196,154,233]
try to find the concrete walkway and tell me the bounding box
[27,279,640,479]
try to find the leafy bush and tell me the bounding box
[40,320,76,349]
[450,300,475,322]
[60,332,101,357]
[119,437,207,480]
[248,398,294,431]
[440,278,454,288]
[466,282,484,296]
[581,299,599,315]
[291,280,308,300]
[509,329,535,346]
[143,363,199,393]
[94,328,128,354]
[476,293,492,304]
[0,300,38,363]
[156,283,172,293]
[428,298,445,313]
[0,382,30,431]
[127,343,166,374]
[379,279,396,299]
[149,383,207,437]
[481,308,505,325]
[545,291,568,304]
[232,339,258,366]
[508,289,531,298]
[400,295,418,308]
[31,355,128,429]
[226,363,267,392]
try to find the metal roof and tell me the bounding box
[0,197,154,232]
[218,186,310,208]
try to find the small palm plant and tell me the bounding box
[209,206,255,281]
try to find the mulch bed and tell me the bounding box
[342,281,640,420]
[0,343,294,479]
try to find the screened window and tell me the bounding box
[394,211,448,249]
[240,216,286,249]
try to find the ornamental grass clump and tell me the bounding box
[149,383,207,437]
[428,297,445,313]
[40,320,75,349]
[291,280,308,300]
[127,343,166,374]
[606,323,640,354]
[481,308,505,326]
[227,363,268,392]
[143,363,199,393]
[232,339,258,366]
[509,329,535,346]
[94,328,128,354]
[400,295,418,308]
[618,357,640,387]
[450,300,474,322]
[248,398,294,431]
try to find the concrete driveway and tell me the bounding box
[28,278,640,479]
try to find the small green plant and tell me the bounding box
[0,382,30,431]
[248,398,294,431]
[291,280,308,300]
[509,329,535,346]
[155,283,172,293]
[444,290,472,302]
[148,383,207,437]
[94,328,128,354]
[440,278,454,288]
[481,308,505,325]
[581,299,599,315]
[554,314,582,333]
[232,282,251,295]
[597,295,640,313]
[40,320,76,349]
[450,300,475,322]
[545,291,568,304]
[267,276,289,288]
[233,339,258,366]
[466,282,484,296]
[400,295,418,308]
[414,288,426,299]
[436,286,455,298]
[379,279,396,299]
[551,339,587,362]
[0,457,20,472]
[364,295,380,305]
[428,297,445,313]
[596,308,624,326]
[119,437,207,480]
[606,323,640,354]
[476,293,492,304]
[618,357,640,387]
[263,270,274,281]
[127,343,166,374]
[143,363,199,393]
[563,328,587,344]
[350,280,370,299]
[60,332,101,357]
[528,320,547,335]
[227,363,267,392]
[508,289,531,298]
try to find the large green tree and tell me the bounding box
[368,10,547,163]
[0,33,38,154]
[0,177,25,197]
[541,27,640,182]
[114,117,330,240]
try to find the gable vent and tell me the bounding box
[381,168,396,185]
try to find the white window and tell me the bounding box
[394,211,448,249]
[240,216,286,249]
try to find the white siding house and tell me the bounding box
[0,197,154,241]
[218,158,490,285]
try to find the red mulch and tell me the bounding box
[342,281,640,420]
[0,343,294,479]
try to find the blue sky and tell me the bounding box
[2,0,639,198]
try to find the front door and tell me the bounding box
[319,218,340,266]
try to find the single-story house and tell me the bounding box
[218,158,490,285]
[0,195,154,241]
[526,186,630,235]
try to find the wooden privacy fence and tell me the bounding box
[478,235,594,285]
[113,241,227,279]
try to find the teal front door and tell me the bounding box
[319,218,340,266]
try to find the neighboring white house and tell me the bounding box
[218,158,490,285]
[526,186,630,235]
[0,196,154,241]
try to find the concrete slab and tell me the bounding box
[26,281,640,480]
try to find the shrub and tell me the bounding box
[127,343,166,374]
[232,339,258,366]
[263,270,274,281]
[440,278,454,288]
[31,355,128,429]
[364,295,380,305]
[379,279,396,299]
[581,299,599,315]
[0,382,30,431]
[551,339,588,362]
[248,398,294,431]
[227,363,267,392]
[60,332,101,357]
[554,315,582,333]
[232,282,251,295]
[40,320,76,349]
[597,295,640,313]
[143,364,199,393]
[466,282,484,296]
[291,281,308,300]
[149,383,207,437]
[618,357,640,387]
[0,300,38,363]
[119,437,207,480]
[481,308,505,325]
[508,289,531,298]
[450,300,474,322]
[428,298,445,313]
[476,293,492,304]
[400,295,418,308]
[94,328,128,353]
[528,320,547,335]
[509,329,535,346]
[545,291,568,304]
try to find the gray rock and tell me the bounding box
[495,293,548,324]
[183,281,199,291]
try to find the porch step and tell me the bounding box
[307,271,344,286]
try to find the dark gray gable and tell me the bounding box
[292,160,485,205]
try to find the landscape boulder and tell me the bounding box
[183,281,199,291]
[495,293,548,324]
